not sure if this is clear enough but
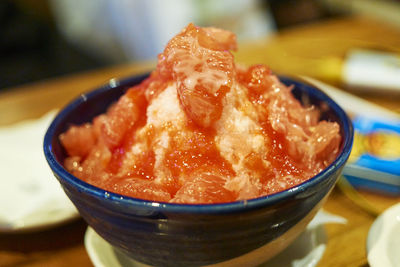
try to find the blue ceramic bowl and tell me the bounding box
[44,74,353,266]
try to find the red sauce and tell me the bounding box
[164,126,235,180]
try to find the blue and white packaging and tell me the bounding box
[343,116,400,195]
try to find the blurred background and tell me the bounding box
[0,0,399,90]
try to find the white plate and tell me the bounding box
[0,111,79,233]
[367,203,400,267]
[84,210,346,267]
[0,197,79,233]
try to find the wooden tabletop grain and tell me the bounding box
[1,16,399,267]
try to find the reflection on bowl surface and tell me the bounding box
[44,74,353,267]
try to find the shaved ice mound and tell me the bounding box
[60,24,341,204]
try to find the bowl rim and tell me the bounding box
[43,74,353,214]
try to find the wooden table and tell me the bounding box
[1,16,399,267]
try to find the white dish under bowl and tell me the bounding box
[84,210,346,267]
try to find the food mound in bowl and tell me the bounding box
[60,24,341,204]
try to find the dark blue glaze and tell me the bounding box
[44,74,353,266]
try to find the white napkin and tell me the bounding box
[0,111,78,231]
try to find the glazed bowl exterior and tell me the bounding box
[44,74,353,266]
